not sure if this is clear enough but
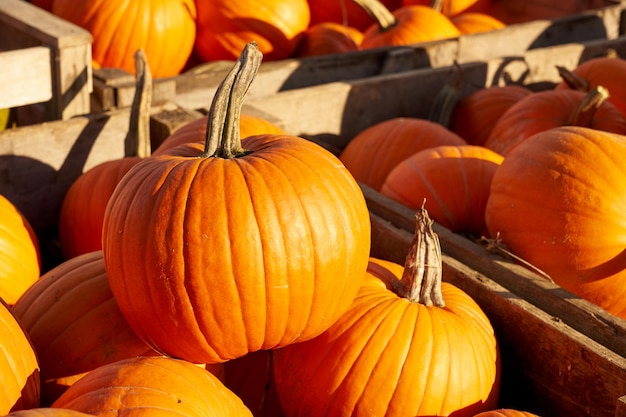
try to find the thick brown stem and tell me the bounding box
[429,61,464,127]
[391,205,445,307]
[201,42,263,159]
[565,85,610,127]
[351,0,397,32]
[125,49,152,158]
[556,65,589,92]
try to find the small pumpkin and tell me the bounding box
[0,298,40,414]
[101,43,371,364]
[51,356,253,416]
[381,144,504,237]
[295,22,363,58]
[0,193,40,306]
[194,0,310,62]
[51,0,196,78]
[451,11,505,34]
[12,250,157,406]
[273,207,501,416]
[402,0,492,17]
[307,0,402,32]
[485,125,626,319]
[473,410,541,417]
[339,117,467,191]
[58,50,152,259]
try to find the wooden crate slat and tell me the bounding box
[0,46,52,108]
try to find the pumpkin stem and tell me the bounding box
[201,42,263,159]
[429,0,446,15]
[125,49,152,158]
[556,65,589,92]
[392,204,445,307]
[352,0,397,32]
[429,61,464,127]
[565,85,610,127]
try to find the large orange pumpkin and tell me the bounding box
[484,87,626,156]
[273,208,500,416]
[51,0,196,78]
[12,251,157,406]
[485,125,626,319]
[58,51,152,259]
[381,144,504,237]
[339,117,467,191]
[101,43,371,364]
[0,193,40,306]
[5,409,95,417]
[52,356,253,416]
[194,0,310,62]
[0,298,40,413]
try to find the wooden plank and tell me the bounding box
[370,212,626,417]
[0,47,52,108]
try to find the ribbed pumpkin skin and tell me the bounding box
[153,114,287,156]
[485,126,626,318]
[381,145,504,237]
[361,5,461,49]
[58,158,141,260]
[12,251,156,406]
[6,408,95,417]
[0,298,40,414]
[51,356,253,416]
[0,194,40,306]
[339,117,467,191]
[102,135,371,364]
[51,0,196,78]
[273,257,500,417]
[194,0,310,62]
[484,89,626,156]
[473,410,540,417]
[450,85,532,146]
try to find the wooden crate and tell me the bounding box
[90,0,626,113]
[0,0,93,125]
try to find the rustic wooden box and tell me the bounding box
[0,0,93,125]
[90,0,626,113]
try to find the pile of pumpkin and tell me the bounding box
[0,43,554,417]
[23,0,531,79]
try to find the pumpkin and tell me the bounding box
[295,22,363,58]
[194,0,310,62]
[0,298,40,413]
[58,50,152,259]
[12,250,158,406]
[0,193,40,306]
[355,0,461,49]
[51,0,196,78]
[555,56,626,117]
[339,117,467,191]
[451,11,505,34]
[381,144,504,237]
[473,410,541,417]
[273,207,500,416]
[402,0,492,17]
[29,0,54,11]
[5,409,95,417]
[484,87,626,156]
[101,43,371,364]
[153,113,287,156]
[51,356,253,416]
[223,350,284,417]
[485,126,626,319]
[308,0,402,32]
[450,84,532,145]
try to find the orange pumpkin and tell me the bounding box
[484,87,626,156]
[308,0,402,32]
[29,0,54,11]
[273,208,500,416]
[339,117,467,191]
[485,126,626,319]
[5,409,95,417]
[153,113,287,156]
[381,144,503,237]
[0,298,40,413]
[402,0,492,17]
[0,193,40,306]
[52,356,253,416]
[58,50,152,259]
[473,410,541,417]
[450,84,532,146]
[356,0,461,49]
[295,22,363,58]
[451,11,505,34]
[194,0,310,62]
[101,43,371,364]
[51,0,196,78]
[12,251,157,406]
